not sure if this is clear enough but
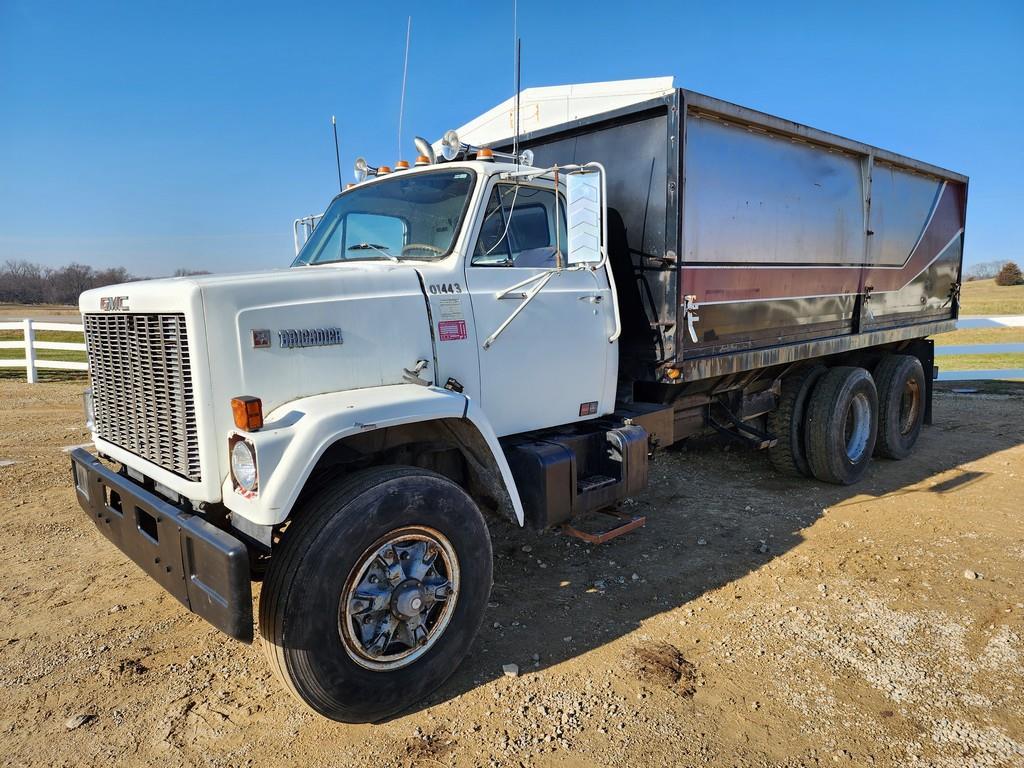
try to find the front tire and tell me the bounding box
[805,366,878,485]
[259,466,492,723]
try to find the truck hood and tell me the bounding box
[79,262,435,502]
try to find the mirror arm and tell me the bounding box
[483,270,557,349]
[493,162,620,342]
[494,268,554,300]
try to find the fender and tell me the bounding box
[221,383,525,527]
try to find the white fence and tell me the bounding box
[0,319,87,382]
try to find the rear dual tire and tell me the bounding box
[804,366,879,485]
[873,354,927,460]
[768,364,827,477]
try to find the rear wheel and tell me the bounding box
[874,354,926,459]
[767,364,827,477]
[805,366,878,485]
[259,466,492,723]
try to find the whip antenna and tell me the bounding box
[331,115,342,192]
[398,16,412,159]
[512,0,520,165]
[514,37,521,166]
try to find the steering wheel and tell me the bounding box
[401,243,445,257]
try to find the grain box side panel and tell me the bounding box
[861,162,965,330]
[679,110,866,358]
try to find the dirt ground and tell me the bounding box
[1,380,1022,768]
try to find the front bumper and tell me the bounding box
[70,449,253,642]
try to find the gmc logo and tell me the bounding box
[99,296,130,312]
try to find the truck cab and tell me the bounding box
[71,146,648,724]
[292,158,619,437]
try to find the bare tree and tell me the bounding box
[0,261,146,305]
[0,260,46,303]
[965,260,1010,281]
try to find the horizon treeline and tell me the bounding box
[0,260,209,305]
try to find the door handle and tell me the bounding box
[498,292,528,300]
[579,294,604,304]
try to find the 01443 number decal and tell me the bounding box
[428,283,462,295]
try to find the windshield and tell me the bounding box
[292,168,477,266]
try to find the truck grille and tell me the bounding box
[83,313,201,481]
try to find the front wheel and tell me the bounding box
[259,466,493,722]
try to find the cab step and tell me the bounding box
[503,423,649,534]
[577,474,617,493]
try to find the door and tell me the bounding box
[464,181,617,437]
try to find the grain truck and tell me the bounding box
[70,78,967,722]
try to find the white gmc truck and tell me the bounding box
[71,79,967,722]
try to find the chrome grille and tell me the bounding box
[84,313,200,481]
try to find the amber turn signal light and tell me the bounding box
[231,396,264,431]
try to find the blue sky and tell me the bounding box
[1,0,1021,275]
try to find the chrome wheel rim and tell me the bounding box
[899,378,921,436]
[339,526,459,671]
[844,392,871,462]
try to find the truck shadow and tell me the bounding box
[401,383,1024,717]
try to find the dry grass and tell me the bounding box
[933,326,1024,346]
[0,303,78,319]
[959,278,1024,316]
[937,352,1024,371]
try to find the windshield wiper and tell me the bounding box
[347,243,399,262]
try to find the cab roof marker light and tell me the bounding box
[395,160,410,170]
[414,155,431,166]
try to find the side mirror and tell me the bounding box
[565,171,603,265]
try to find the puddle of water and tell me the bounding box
[937,369,1024,381]
[958,316,1024,329]
[936,343,1024,355]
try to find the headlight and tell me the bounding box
[230,439,258,493]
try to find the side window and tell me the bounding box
[472,185,565,268]
[473,188,511,265]
[343,213,407,257]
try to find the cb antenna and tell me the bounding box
[512,0,521,166]
[514,37,521,167]
[331,115,342,192]
[398,16,412,159]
